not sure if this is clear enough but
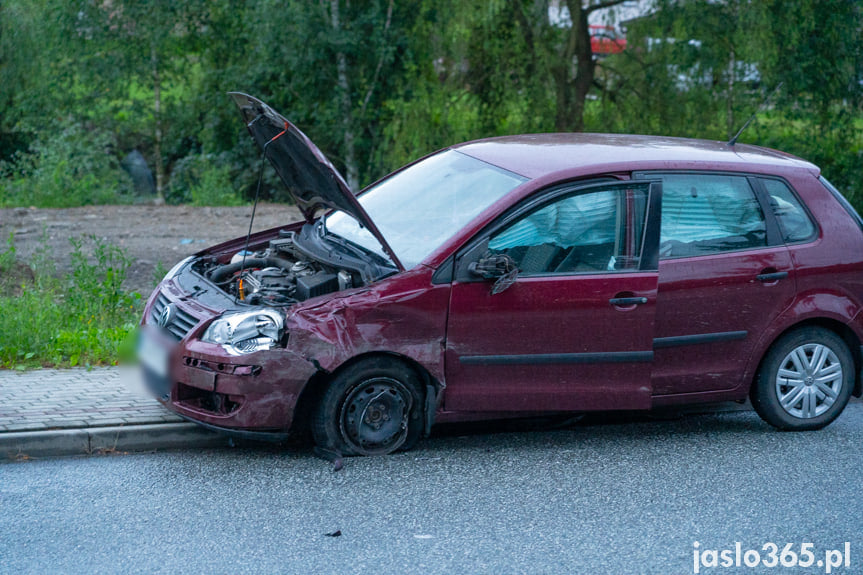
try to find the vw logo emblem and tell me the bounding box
[157,304,175,328]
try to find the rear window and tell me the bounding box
[760,178,817,243]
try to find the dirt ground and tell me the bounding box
[0,204,303,294]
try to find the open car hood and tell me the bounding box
[229,92,403,270]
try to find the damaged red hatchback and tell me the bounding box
[139,93,863,455]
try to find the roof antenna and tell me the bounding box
[234,117,288,304]
[727,82,784,147]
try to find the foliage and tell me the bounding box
[169,153,243,206]
[0,234,141,369]
[0,0,861,206]
[0,125,133,207]
[0,234,15,274]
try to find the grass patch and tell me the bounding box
[0,233,142,369]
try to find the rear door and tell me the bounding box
[638,172,797,395]
[443,180,662,412]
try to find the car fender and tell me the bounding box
[284,265,450,387]
[739,290,863,395]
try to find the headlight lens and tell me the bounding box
[202,309,285,356]
[163,256,194,281]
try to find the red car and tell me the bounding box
[590,25,626,55]
[139,93,863,456]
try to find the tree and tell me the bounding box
[1,0,861,208]
[592,0,862,196]
[464,0,629,134]
[74,1,209,201]
[523,0,630,131]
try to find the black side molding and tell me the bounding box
[459,351,654,366]
[653,330,748,349]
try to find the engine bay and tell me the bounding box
[193,231,358,307]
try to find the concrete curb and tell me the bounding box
[1,423,227,460]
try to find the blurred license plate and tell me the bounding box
[138,329,169,379]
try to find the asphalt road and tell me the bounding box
[2,403,862,575]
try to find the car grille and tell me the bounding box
[150,293,198,340]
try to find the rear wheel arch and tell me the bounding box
[750,323,855,429]
[750,318,862,398]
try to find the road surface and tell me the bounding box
[2,403,861,574]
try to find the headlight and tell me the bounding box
[202,309,285,356]
[163,256,194,281]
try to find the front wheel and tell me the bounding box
[312,358,424,456]
[751,327,854,431]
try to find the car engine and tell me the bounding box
[193,233,356,307]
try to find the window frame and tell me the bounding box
[752,176,820,245]
[633,170,786,259]
[451,178,662,282]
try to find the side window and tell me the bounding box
[659,174,766,259]
[761,178,816,243]
[487,185,648,275]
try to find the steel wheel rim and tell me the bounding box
[339,377,412,455]
[775,343,843,419]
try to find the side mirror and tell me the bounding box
[468,253,519,295]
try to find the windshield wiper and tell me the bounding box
[319,220,396,269]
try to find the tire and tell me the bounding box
[751,327,854,431]
[311,358,424,456]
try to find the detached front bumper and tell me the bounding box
[140,284,319,437]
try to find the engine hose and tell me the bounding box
[209,257,293,284]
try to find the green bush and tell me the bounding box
[0,234,141,369]
[0,124,133,208]
[168,153,243,206]
[751,112,863,206]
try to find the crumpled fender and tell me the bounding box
[284,266,450,386]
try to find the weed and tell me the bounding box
[0,233,142,369]
[0,232,14,271]
[152,261,168,288]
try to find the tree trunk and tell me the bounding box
[548,0,627,132]
[553,1,595,132]
[571,4,595,132]
[727,44,735,140]
[330,0,359,192]
[151,43,165,204]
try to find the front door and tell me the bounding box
[443,181,662,412]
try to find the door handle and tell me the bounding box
[756,271,788,282]
[609,296,648,306]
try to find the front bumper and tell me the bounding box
[140,283,319,436]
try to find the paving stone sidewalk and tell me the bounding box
[0,366,182,433]
[0,366,225,459]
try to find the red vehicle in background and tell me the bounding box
[590,25,626,55]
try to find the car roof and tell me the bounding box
[453,133,818,180]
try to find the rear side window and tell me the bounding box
[658,174,766,259]
[760,178,816,243]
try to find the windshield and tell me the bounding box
[325,150,527,269]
